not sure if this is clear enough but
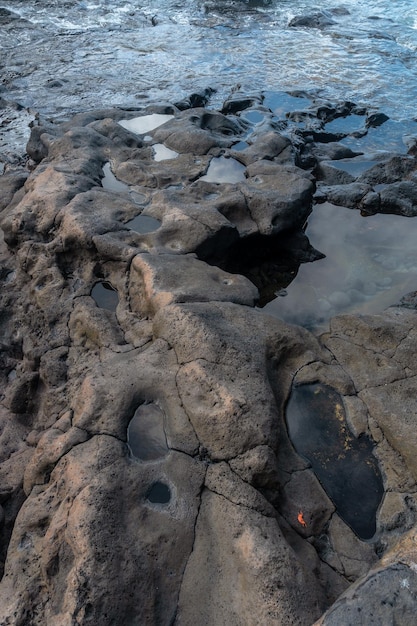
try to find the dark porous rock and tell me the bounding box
[2,96,417,625]
[153,108,250,154]
[221,91,264,115]
[234,130,291,165]
[312,141,363,162]
[366,111,390,128]
[379,181,417,216]
[242,161,314,234]
[315,161,356,185]
[315,561,417,626]
[358,154,417,185]
[174,87,216,111]
[289,12,337,29]
[318,182,373,209]
[128,254,259,315]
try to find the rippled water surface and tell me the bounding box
[1,0,417,133]
[2,0,417,325]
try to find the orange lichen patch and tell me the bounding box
[297,511,307,528]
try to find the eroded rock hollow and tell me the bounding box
[1,92,417,624]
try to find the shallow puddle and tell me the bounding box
[340,119,417,155]
[152,143,178,161]
[101,162,130,193]
[286,383,384,540]
[327,158,377,177]
[200,156,246,183]
[119,114,174,134]
[324,114,365,135]
[241,110,265,124]
[126,214,161,234]
[127,403,168,461]
[263,91,311,118]
[91,281,119,311]
[147,482,171,504]
[263,202,417,329]
[232,140,250,151]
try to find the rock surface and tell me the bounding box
[1,93,417,624]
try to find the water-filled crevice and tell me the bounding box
[285,383,384,541]
[125,214,161,234]
[127,402,169,461]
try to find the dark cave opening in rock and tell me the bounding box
[285,383,384,541]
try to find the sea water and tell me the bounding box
[1,0,417,129]
[2,0,417,326]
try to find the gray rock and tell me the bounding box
[2,98,417,625]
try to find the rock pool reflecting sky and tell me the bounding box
[264,203,417,329]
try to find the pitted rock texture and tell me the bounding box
[1,94,417,624]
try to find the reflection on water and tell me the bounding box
[341,119,417,155]
[152,143,179,161]
[263,202,417,329]
[324,114,365,135]
[200,156,246,183]
[326,159,377,177]
[119,114,174,135]
[263,90,310,117]
[286,383,383,540]
[101,162,130,193]
[127,403,169,461]
[91,281,119,311]
[126,214,161,233]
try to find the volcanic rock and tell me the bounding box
[1,96,417,625]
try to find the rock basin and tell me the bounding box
[1,93,417,625]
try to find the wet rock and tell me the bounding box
[2,97,417,624]
[318,182,373,208]
[221,91,264,115]
[174,87,216,110]
[153,108,249,154]
[315,562,417,625]
[289,12,337,29]
[312,142,363,162]
[379,181,417,216]
[366,112,390,128]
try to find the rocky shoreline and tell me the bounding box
[1,91,417,624]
